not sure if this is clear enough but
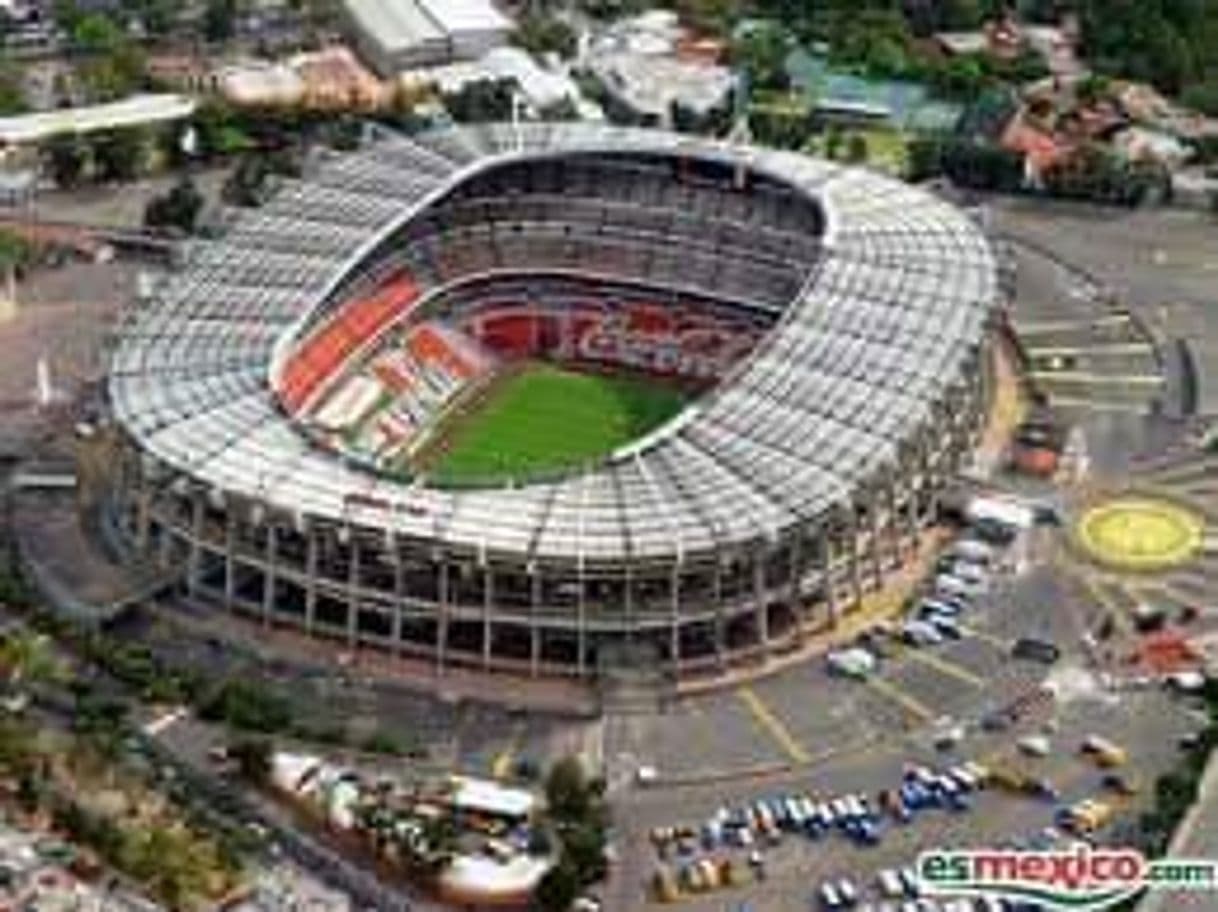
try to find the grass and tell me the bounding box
[428,362,688,484]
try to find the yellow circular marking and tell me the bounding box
[1076,497,1205,572]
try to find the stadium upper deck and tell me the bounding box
[106,122,997,677]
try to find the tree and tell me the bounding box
[45,133,88,188]
[0,63,26,116]
[0,228,28,306]
[203,0,238,43]
[90,127,146,181]
[71,13,124,53]
[1182,77,1218,117]
[442,77,518,123]
[545,756,593,823]
[0,630,59,687]
[732,20,791,92]
[512,12,577,60]
[144,177,205,234]
[846,132,869,163]
[532,859,580,912]
[228,737,272,784]
[824,125,844,160]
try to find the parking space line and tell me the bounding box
[902,649,985,687]
[861,675,933,723]
[956,623,1012,651]
[1024,343,1152,357]
[737,686,810,765]
[491,719,526,780]
[1014,314,1130,334]
[1029,371,1163,386]
[1055,559,1133,635]
[1041,396,1149,414]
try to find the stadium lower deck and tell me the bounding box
[105,123,997,679]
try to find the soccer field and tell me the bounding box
[429,363,688,484]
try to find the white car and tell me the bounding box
[1018,734,1051,757]
[877,868,904,898]
[837,878,859,904]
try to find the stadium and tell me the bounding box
[105,122,998,681]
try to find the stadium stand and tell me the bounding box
[278,270,421,413]
[107,123,997,680]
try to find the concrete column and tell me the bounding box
[483,566,494,671]
[304,532,318,635]
[347,541,360,647]
[262,524,277,626]
[576,569,587,677]
[156,516,172,569]
[669,566,681,674]
[821,531,838,625]
[848,508,863,607]
[753,552,768,649]
[713,560,726,665]
[223,513,236,611]
[530,569,542,678]
[867,497,883,590]
[136,485,152,552]
[787,533,803,631]
[392,548,405,657]
[437,560,449,674]
[187,495,204,595]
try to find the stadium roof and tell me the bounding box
[109,123,996,565]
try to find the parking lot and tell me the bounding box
[603,488,1212,911]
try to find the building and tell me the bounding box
[0,94,197,149]
[218,60,307,108]
[341,0,511,76]
[104,122,997,683]
[585,11,735,125]
[399,46,580,112]
[219,47,392,111]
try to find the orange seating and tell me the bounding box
[279,272,419,412]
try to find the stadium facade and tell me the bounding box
[106,123,998,680]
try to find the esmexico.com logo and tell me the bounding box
[918,846,1218,910]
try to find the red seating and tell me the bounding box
[406,323,478,380]
[279,272,419,413]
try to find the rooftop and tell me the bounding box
[0,94,196,145]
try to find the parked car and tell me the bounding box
[1012,637,1060,664]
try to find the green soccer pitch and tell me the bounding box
[428,362,689,484]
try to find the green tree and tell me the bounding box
[732,20,791,91]
[228,737,272,784]
[442,77,518,123]
[0,63,26,115]
[512,12,577,60]
[203,0,238,43]
[846,132,869,163]
[0,630,59,686]
[545,756,594,823]
[532,859,580,912]
[71,13,124,53]
[144,177,205,234]
[90,127,146,181]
